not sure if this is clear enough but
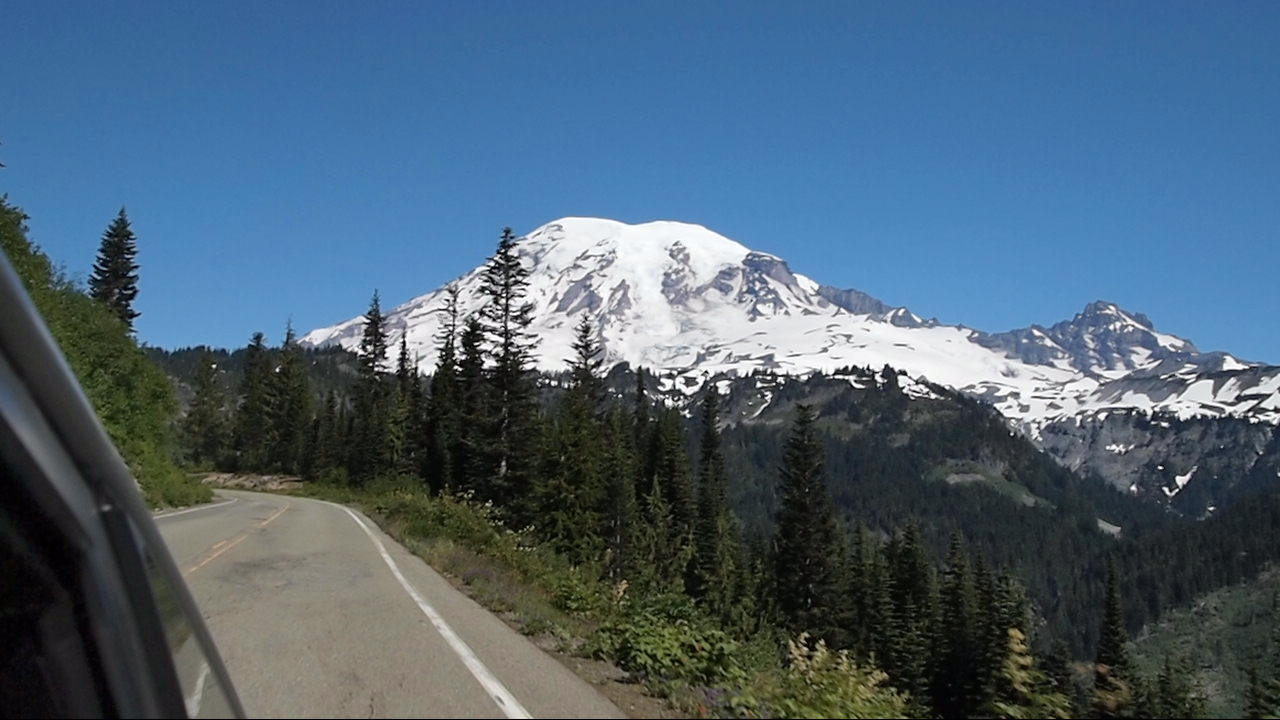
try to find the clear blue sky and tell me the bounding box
[2,1,1277,362]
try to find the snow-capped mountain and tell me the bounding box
[300,217,1280,435]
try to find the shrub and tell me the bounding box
[729,634,909,719]
[588,595,745,686]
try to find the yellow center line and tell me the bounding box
[183,502,291,576]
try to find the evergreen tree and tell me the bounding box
[182,349,227,467]
[350,291,390,482]
[425,283,461,491]
[987,628,1072,719]
[601,406,639,582]
[233,332,274,471]
[534,318,607,563]
[633,475,692,596]
[268,321,312,474]
[477,227,540,516]
[657,409,697,541]
[303,390,338,480]
[933,533,979,718]
[773,404,843,644]
[692,389,736,611]
[455,315,489,493]
[1093,559,1135,719]
[88,208,141,329]
[385,334,413,475]
[884,524,937,706]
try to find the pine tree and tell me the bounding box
[692,389,735,611]
[182,349,226,467]
[477,228,540,516]
[633,475,692,596]
[533,318,606,563]
[88,208,141,329]
[233,332,274,471]
[425,283,461,491]
[350,291,390,482]
[933,533,978,718]
[773,404,843,644]
[268,321,312,474]
[303,390,338,480]
[455,315,489,493]
[1093,559,1135,719]
[655,409,696,543]
[386,334,413,475]
[987,628,1072,719]
[601,406,639,582]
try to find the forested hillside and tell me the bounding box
[0,197,208,507]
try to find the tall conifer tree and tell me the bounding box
[425,283,461,491]
[183,348,226,467]
[269,321,312,474]
[478,228,539,514]
[233,332,274,471]
[773,404,842,643]
[350,290,390,481]
[88,208,141,329]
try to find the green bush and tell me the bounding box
[729,634,909,719]
[588,595,746,686]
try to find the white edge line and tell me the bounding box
[185,661,210,717]
[154,497,237,520]
[321,499,533,720]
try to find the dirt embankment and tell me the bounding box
[199,472,304,492]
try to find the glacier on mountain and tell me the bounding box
[300,217,1280,435]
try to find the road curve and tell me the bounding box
[155,489,624,719]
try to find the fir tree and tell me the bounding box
[477,227,540,516]
[1093,559,1135,719]
[534,318,606,563]
[455,315,489,493]
[268,321,312,474]
[386,334,413,475]
[987,628,1072,719]
[350,291,390,482]
[633,475,692,596]
[233,332,274,471]
[88,207,141,329]
[773,404,843,644]
[182,349,226,467]
[601,406,639,582]
[425,283,461,491]
[303,390,338,480]
[933,533,979,718]
[692,389,734,608]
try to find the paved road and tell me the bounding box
[155,490,624,719]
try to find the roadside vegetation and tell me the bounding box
[0,197,208,508]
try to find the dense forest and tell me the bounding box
[163,227,1280,718]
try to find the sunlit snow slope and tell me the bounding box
[301,218,1280,434]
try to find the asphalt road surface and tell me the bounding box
[155,490,624,719]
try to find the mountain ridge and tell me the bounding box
[300,217,1280,438]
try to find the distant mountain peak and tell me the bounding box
[301,217,1280,433]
